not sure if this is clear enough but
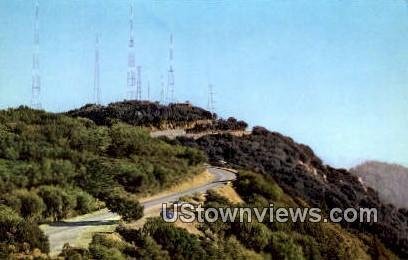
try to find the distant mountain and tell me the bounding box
[350,161,408,209]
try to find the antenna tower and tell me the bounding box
[136,65,142,100]
[147,80,150,100]
[94,34,101,104]
[208,84,215,113]
[31,0,41,109]
[160,74,165,103]
[167,33,175,103]
[126,0,137,100]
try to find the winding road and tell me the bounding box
[41,167,236,255]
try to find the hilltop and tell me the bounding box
[67,101,214,130]
[0,106,206,257]
[0,102,406,259]
[67,101,247,133]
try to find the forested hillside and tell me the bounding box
[0,106,206,258]
[67,101,248,132]
[67,101,214,129]
[175,127,408,258]
[1,104,406,259]
[61,170,397,259]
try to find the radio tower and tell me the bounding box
[31,0,41,109]
[160,74,165,104]
[126,0,137,100]
[147,80,150,100]
[93,34,101,105]
[167,33,175,103]
[207,84,215,113]
[136,66,142,100]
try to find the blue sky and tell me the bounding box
[0,0,407,168]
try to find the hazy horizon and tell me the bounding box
[0,0,407,168]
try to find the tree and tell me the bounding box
[13,190,45,222]
[0,205,21,242]
[74,189,99,214]
[231,221,272,251]
[37,186,76,221]
[0,205,49,254]
[267,231,305,260]
[179,147,207,166]
[142,217,207,259]
[104,192,144,221]
[116,226,170,259]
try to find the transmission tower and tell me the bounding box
[167,33,175,103]
[147,80,150,100]
[207,84,215,113]
[136,65,142,100]
[126,0,137,100]
[31,0,41,109]
[93,34,101,105]
[160,74,165,104]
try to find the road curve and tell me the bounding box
[41,167,236,255]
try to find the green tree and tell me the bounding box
[267,231,305,260]
[0,205,49,254]
[143,217,207,259]
[13,190,45,221]
[104,191,144,221]
[232,221,272,251]
[74,189,99,214]
[37,186,76,221]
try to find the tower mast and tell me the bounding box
[94,34,101,105]
[208,84,215,113]
[160,74,165,104]
[136,65,142,100]
[167,33,175,103]
[126,0,137,100]
[147,80,150,100]
[31,0,41,109]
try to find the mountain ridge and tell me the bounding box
[351,160,408,209]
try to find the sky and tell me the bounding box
[0,0,407,168]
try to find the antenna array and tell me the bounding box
[94,34,101,104]
[208,84,215,113]
[31,0,41,109]
[167,33,175,103]
[126,1,137,100]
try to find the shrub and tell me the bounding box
[116,226,170,259]
[11,190,45,221]
[0,205,49,254]
[71,189,99,214]
[267,231,305,260]
[143,217,207,259]
[231,221,272,251]
[37,186,76,221]
[89,244,125,260]
[0,205,22,243]
[104,192,144,221]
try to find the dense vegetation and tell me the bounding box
[61,170,397,260]
[68,101,248,134]
[175,127,408,258]
[1,103,406,259]
[0,106,206,257]
[186,117,248,133]
[67,101,215,129]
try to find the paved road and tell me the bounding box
[41,167,236,255]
